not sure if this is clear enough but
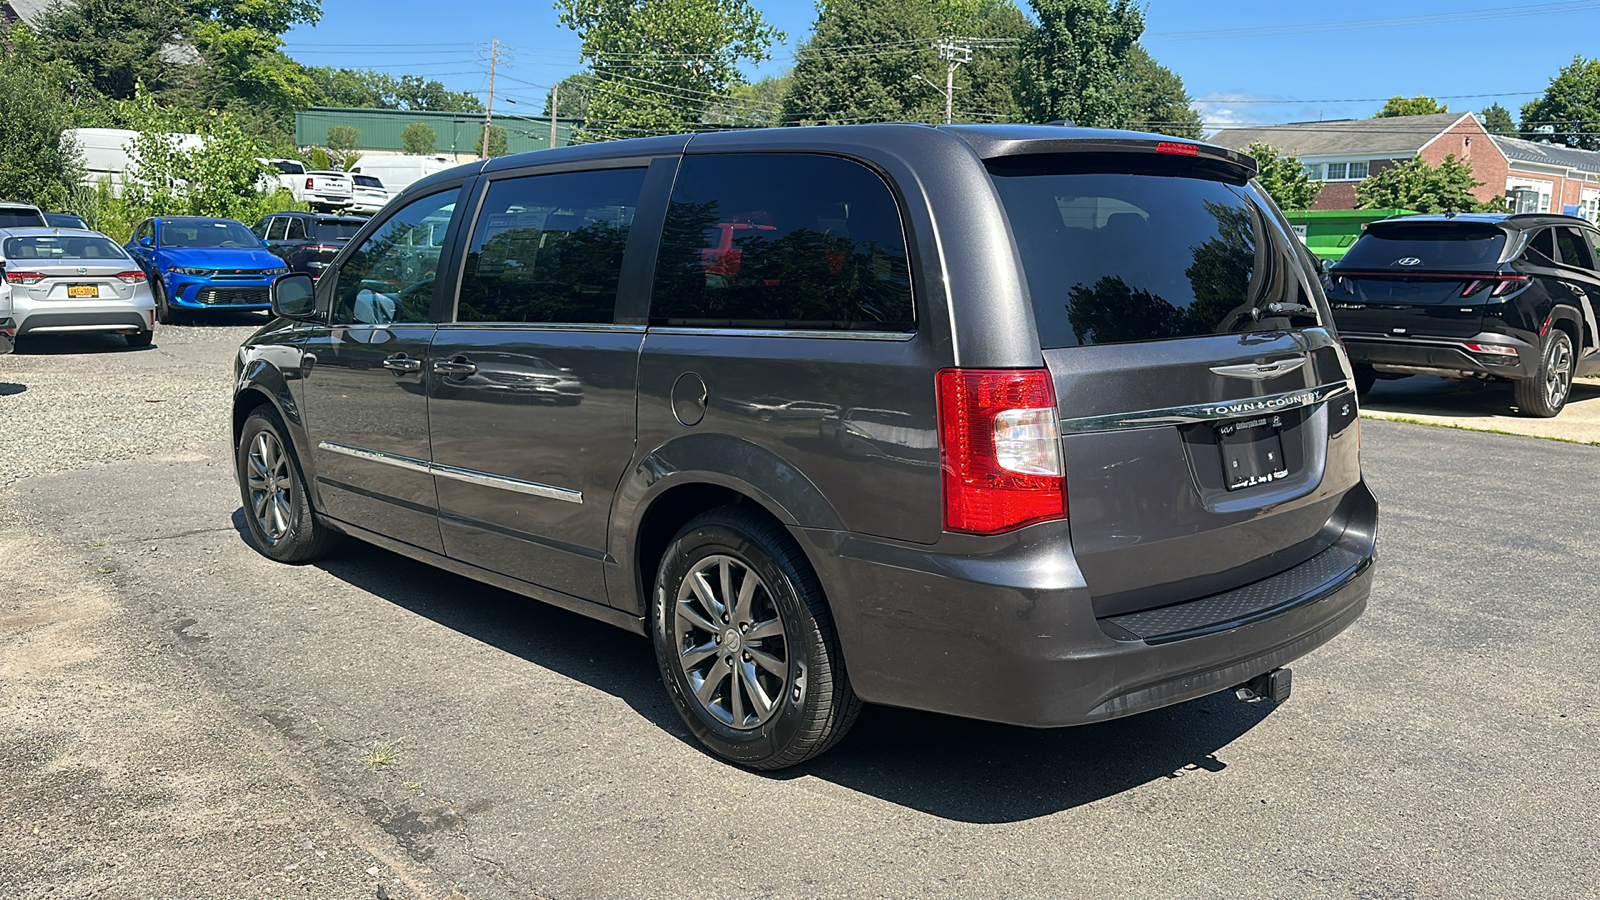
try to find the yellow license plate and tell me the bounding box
[67,285,99,298]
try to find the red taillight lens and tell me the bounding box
[5,271,45,285]
[1491,277,1528,297]
[306,177,315,189]
[1463,342,1519,357]
[116,271,147,284]
[937,368,1066,535]
[1462,276,1528,297]
[1156,141,1200,156]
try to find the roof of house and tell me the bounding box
[1209,112,1472,159]
[2,0,50,23]
[1492,134,1600,175]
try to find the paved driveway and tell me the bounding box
[1,328,1596,898]
[1362,374,1600,444]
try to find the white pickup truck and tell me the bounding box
[302,170,355,212]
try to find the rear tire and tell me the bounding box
[1353,364,1377,396]
[236,409,337,563]
[125,330,153,348]
[1514,329,1574,418]
[651,507,861,770]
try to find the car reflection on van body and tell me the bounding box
[234,125,1376,769]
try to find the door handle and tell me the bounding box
[382,355,422,373]
[433,359,478,377]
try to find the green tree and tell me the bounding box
[0,64,84,210]
[556,0,779,141]
[1480,102,1516,136]
[543,72,597,119]
[325,125,361,168]
[1521,56,1600,150]
[1114,44,1200,138]
[1020,0,1143,127]
[1247,141,1321,211]
[956,2,1031,123]
[474,124,509,158]
[307,68,482,113]
[782,0,940,125]
[1376,95,1448,118]
[1356,155,1501,213]
[186,0,322,115]
[35,0,190,101]
[703,74,789,127]
[401,123,438,155]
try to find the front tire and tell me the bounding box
[153,279,182,325]
[652,507,861,770]
[1514,329,1574,418]
[236,409,337,563]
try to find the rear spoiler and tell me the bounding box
[945,128,1258,184]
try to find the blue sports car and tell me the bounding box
[125,217,288,323]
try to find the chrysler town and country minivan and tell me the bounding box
[233,125,1378,769]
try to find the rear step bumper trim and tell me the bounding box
[1058,381,1351,435]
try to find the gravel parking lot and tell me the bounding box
[2,324,1597,898]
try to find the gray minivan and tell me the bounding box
[233,124,1377,769]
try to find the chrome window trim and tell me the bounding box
[1058,382,1353,435]
[318,441,583,504]
[646,326,916,342]
[434,322,645,334]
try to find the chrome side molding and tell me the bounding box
[1059,382,1352,435]
[318,441,584,504]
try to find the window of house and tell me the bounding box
[1348,161,1370,180]
[457,167,647,325]
[1304,163,1323,181]
[1326,162,1349,180]
[650,153,914,332]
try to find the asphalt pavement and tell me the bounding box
[1,329,1597,898]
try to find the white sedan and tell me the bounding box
[1,228,157,349]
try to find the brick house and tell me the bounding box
[1490,135,1600,220]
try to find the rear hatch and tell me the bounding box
[310,217,364,264]
[1328,220,1510,338]
[988,150,1365,616]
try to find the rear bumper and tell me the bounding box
[14,302,153,336]
[1344,332,1538,379]
[797,482,1377,728]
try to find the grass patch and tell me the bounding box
[95,566,116,575]
[362,741,402,769]
[1362,412,1600,447]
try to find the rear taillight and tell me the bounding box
[5,271,45,285]
[116,271,147,284]
[937,368,1066,535]
[1156,141,1200,156]
[1463,342,1519,358]
[306,177,315,189]
[310,244,343,253]
[1461,275,1528,297]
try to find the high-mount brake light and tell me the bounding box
[1156,142,1200,156]
[5,271,46,285]
[937,369,1066,535]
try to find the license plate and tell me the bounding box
[67,285,99,298]
[1218,414,1289,491]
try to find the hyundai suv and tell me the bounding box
[1329,213,1600,416]
[233,125,1377,769]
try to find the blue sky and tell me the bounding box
[284,0,1600,128]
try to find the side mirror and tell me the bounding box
[138,236,153,247]
[271,273,318,320]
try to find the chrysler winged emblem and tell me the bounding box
[1210,358,1308,380]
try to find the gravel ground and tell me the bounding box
[0,319,262,486]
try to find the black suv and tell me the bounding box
[253,212,367,277]
[1329,213,1600,416]
[234,126,1377,768]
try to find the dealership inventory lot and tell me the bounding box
[1,328,1596,898]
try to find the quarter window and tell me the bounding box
[650,153,914,331]
[1556,227,1594,269]
[331,188,461,326]
[1526,229,1557,264]
[456,168,647,324]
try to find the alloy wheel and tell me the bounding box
[1547,337,1573,410]
[246,430,294,545]
[673,554,790,730]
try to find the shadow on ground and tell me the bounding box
[232,509,1275,824]
[1361,374,1600,419]
[0,383,25,396]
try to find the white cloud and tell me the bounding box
[1193,91,1351,133]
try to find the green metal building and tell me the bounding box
[294,107,581,157]
[1283,208,1418,263]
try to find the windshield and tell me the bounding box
[1338,222,1508,271]
[4,234,128,261]
[161,220,261,249]
[0,210,47,228]
[314,220,363,240]
[989,160,1314,347]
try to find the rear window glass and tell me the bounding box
[1339,223,1508,270]
[314,219,363,240]
[650,153,914,331]
[4,235,127,260]
[989,162,1309,347]
[0,210,46,228]
[273,161,305,175]
[353,175,384,188]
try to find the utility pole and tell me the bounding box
[550,80,559,149]
[934,38,972,125]
[481,39,500,159]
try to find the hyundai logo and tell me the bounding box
[1396,257,1423,266]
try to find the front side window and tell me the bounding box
[650,153,914,331]
[135,221,153,244]
[267,218,289,241]
[456,168,646,324]
[332,188,461,326]
[284,217,308,241]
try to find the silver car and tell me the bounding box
[1,228,157,349]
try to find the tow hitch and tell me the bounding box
[1234,667,1292,704]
